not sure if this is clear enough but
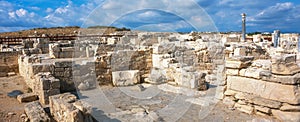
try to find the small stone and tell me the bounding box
[17,93,38,103]
[7,72,16,76]
[7,112,16,116]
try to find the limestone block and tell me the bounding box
[244,67,268,79]
[280,103,300,111]
[228,56,254,62]
[17,93,38,103]
[233,47,247,56]
[112,70,140,86]
[223,97,235,108]
[54,61,73,68]
[234,103,254,114]
[152,43,176,54]
[226,68,239,76]
[225,60,251,69]
[246,95,282,109]
[147,68,167,84]
[61,47,75,52]
[7,72,16,76]
[261,73,300,85]
[24,101,50,122]
[271,54,296,64]
[227,76,300,104]
[224,90,238,96]
[31,64,52,75]
[271,54,300,75]
[254,105,271,114]
[272,110,300,122]
[174,70,206,89]
[239,69,246,76]
[272,63,300,75]
[152,54,164,69]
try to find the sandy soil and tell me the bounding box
[0,76,29,122]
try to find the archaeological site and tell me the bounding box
[0,26,299,122]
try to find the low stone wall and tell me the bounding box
[222,55,300,121]
[49,93,95,122]
[0,51,21,76]
[19,55,76,92]
[49,43,75,58]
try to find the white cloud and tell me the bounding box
[83,0,217,32]
[8,11,15,18]
[55,7,68,14]
[46,8,53,13]
[15,8,27,17]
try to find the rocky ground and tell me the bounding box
[0,75,279,122]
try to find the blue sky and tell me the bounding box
[1,0,300,33]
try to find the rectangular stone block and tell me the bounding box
[227,76,300,104]
[112,70,140,86]
[254,105,271,114]
[24,101,50,122]
[226,68,239,76]
[261,73,300,85]
[152,54,164,69]
[234,103,254,114]
[280,103,300,111]
[17,93,38,103]
[225,60,251,69]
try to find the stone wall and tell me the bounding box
[52,61,75,92]
[19,55,76,92]
[49,42,75,58]
[0,51,21,76]
[221,54,300,121]
[34,72,60,104]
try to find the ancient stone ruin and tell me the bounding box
[0,30,299,121]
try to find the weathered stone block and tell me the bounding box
[227,76,300,104]
[225,60,251,69]
[226,68,239,76]
[271,54,300,75]
[234,103,254,114]
[272,110,300,122]
[17,93,38,103]
[280,103,300,111]
[24,101,50,122]
[246,95,282,109]
[174,69,206,90]
[223,97,235,108]
[112,70,140,86]
[261,72,300,85]
[254,105,271,114]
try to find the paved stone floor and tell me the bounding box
[78,83,278,122]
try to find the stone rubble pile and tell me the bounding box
[49,93,95,122]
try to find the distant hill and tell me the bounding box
[0,26,130,37]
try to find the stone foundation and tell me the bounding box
[222,54,300,121]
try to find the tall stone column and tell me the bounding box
[241,13,246,42]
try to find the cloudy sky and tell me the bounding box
[1,0,300,33]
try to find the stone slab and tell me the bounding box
[227,76,300,104]
[112,70,140,86]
